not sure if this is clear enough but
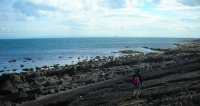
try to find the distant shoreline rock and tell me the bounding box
[112,50,144,55]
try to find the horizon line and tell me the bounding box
[0,36,199,40]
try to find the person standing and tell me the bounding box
[132,69,143,99]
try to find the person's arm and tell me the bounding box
[132,74,136,84]
[139,75,143,84]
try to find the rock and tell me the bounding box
[8,60,16,63]
[63,74,72,81]
[20,64,24,67]
[148,103,154,106]
[0,70,5,72]
[180,98,194,106]
[0,74,11,82]
[12,69,18,71]
[142,103,148,106]
[193,94,200,104]
[152,100,159,106]
[95,56,101,59]
[27,87,43,95]
[23,68,34,72]
[42,86,59,94]
[30,68,34,71]
[45,78,59,86]
[17,83,30,90]
[54,64,59,67]
[119,50,143,54]
[12,74,22,83]
[49,89,55,94]
[24,57,32,60]
[58,56,63,58]
[36,67,41,71]
[23,68,29,71]
[18,88,27,98]
[0,86,18,95]
[42,66,48,68]
[1,101,12,106]
[147,96,154,102]
[174,102,182,106]
[28,93,37,100]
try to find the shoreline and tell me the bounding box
[0,37,188,73]
[0,47,157,74]
[0,39,200,105]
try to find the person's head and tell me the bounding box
[135,69,140,74]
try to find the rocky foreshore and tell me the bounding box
[0,39,200,106]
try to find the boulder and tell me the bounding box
[27,93,37,100]
[11,74,22,83]
[45,78,61,87]
[3,80,12,87]
[0,70,5,73]
[19,91,27,98]
[0,101,12,106]
[12,69,18,71]
[63,74,72,81]
[24,57,32,60]
[20,64,24,67]
[17,83,30,90]
[27,87,43,95]
[36,67,41,71]
[0,86,18,95]
[42,86,60,95]
[23,68,29,71]
[8,60,16,63]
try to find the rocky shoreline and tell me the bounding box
[0,39,200,106]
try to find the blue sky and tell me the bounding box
[0,0,200,38]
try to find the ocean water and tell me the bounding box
[0,37,194,73]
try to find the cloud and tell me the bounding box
[150,0,200,7]
[0,27,6,31]
[0,0,16,5]
[13,0,55,17]
[177,0,200,6]
[0,0,200,38]
[32,0,87,12]
[98,0,126,9]
[26,16,37,21]
[150,0,162,4]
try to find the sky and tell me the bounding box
[0,0,200,39]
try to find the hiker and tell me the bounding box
[132,69,143,99]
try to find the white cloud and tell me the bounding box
[26,16,37,21]
[28,0,200,37]
[124,0,143,7]
[31,0,150,30]
[33,0,86,11]
[1,0,199,38]
[0,27,6,31]
[150,0,200,10]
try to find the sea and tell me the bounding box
[0,37,195,73]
